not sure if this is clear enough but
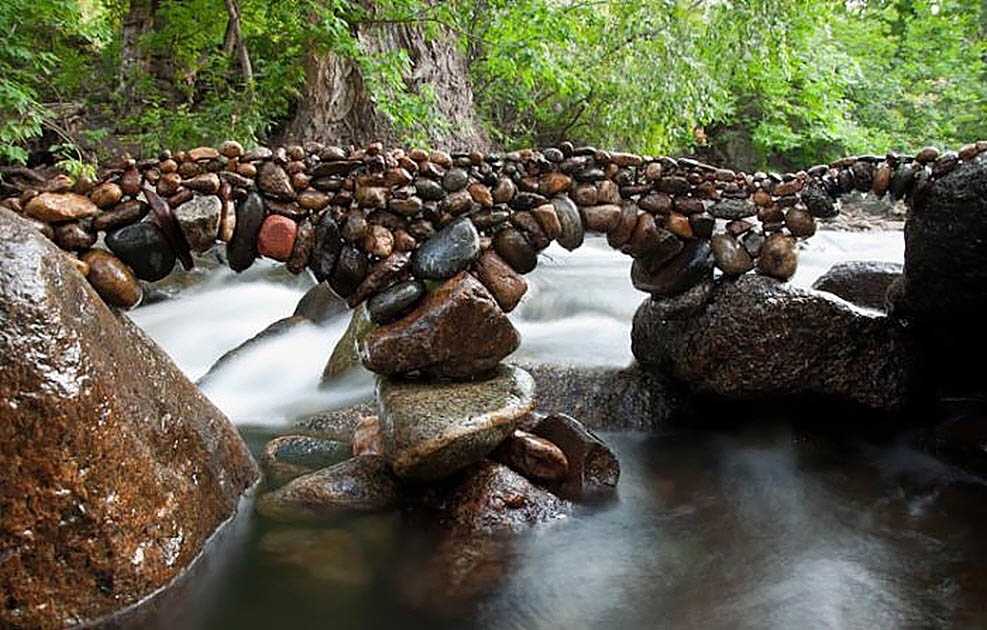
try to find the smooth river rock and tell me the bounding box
[261,434,352,488]
[631,274,912,410]
[227,192,265,272]
[529,413,619,497]
[492,429,568,483]
[410,216,480,280]
[24,192,99,222]
[257,456,399,522]
[173,194,221,252]
[376,364,536,480]
[80,249,142,308]
[104,220,177,282]
[0,208,258,629]
[359,272,521,379]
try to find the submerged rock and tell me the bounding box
[377,364,536,480]
[261,434,352,488]
[359,271,521,379]
[632,274,911,410]
[257,456,399,522]
[0,208,258,629]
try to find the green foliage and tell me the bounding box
[0,0,983,168]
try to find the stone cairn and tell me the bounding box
[4,140,986,535]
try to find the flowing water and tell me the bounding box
[126,231,987,629]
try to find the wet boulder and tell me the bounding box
[812,261,903,311]
[631,274,912,410]
[0,208,258,629]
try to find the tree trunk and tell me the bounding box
[223,0,253,91]
[119,0,156,95]
[283,18,490,151]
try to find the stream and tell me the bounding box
[126,231,987,629]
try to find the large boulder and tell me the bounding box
[631,274,912,410]
[0,208,259,629]
[812,261,902,311]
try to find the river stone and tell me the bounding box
[261,435,352,488]
[173,194,222,252]
[80,249,142,308]
[801,184,838,218]
[711,233,754,275]
[257,161,295,200]
[550,195,583,250]
[785,207,816,238]
[376,364,535,480]
[227,192,265,272]
[811,261,902,311]
[493,227,538,274]
[443,168,469,192]
[415,178,446,201]
[311,211,343,282]
[410,216,480,280]
[529,413,619,497]
[0,208,258,629]
[256,456,399,522]
[24,192,99,222]
[353,415,385,457]
[367,279,426,325]
[359,272,521,379]
[294,281,347,324]
[257,214,298,261]
[631,274,912,410]
[473,249,528,312]
[348,252,412,308]
[709,198,756,220]
[52,221,96,251]
[757,233,798,280]
[329,245,369,298]
[631,239,713,297]
[492,429,568,483]
[105,221,177,282]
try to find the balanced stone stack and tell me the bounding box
[5,140,984,319]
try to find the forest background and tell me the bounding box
[1,0,985,177]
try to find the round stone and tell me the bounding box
[800,185,838,218]
[226,192,266,272]
[329,245,369,298]
[105,221,177,282]
[785,207,817,238]
[493,228,538,274]
[443,168,469,192]
[81,249,142,308]
[257,214,298,261]
[415,178,446,201]
[552,195,584,250]
[711,233,754,275]
[757,233,798,281]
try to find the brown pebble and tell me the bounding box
[665,212,693,239]
[362,224,394,258]
[90,182,123,209]
[53,221,96,251]
[473,249,528,312]
[785,207,816,238]
[81,249,141,308]
[757,233,798,280]
[581,204,621,232]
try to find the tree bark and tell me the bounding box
[223,0,254,90]
[119,0,156,94]
[283,17,490,151]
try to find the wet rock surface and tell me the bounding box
[359,272,520,379]
[632,274,912,410]
[0,208,258,629]
[376,364,536,480]
[529,414,620,498]
[812,261,903,311]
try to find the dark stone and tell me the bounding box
[261,434,352,487]
[93,200,148,232]
[329,245,369,298]
[310,211,343,282]
[410,216,480,280]
[257,161,295,200]
[53,221,96,251]
[198,316,310,386]
[443,168,469,192]
[367,280,426,325]
[415,178,446,201]
[688,212,715,239]
[631,239,713,297]
[708,199,756,220]
[105,222,178,282]
[631,274,912,410]
[347,252,412,308]
[359,272,520,379]
[226,192,265,272]
[493,227,538,274]
[294,281,347,324]
[811,261,903,311]
[530,413,619,498]
[0,208,258,628]
[711,233,754,275]
[801,184,838,218]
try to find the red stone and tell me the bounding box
[257,214,298,261]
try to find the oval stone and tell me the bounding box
[552,195,584,250]
[757,233,798,281]
[711,233,754,275]
[257,214,298,261]
[105,221,177,282]
[329,245,369,298]
[226,192,265,272]
[410,216,480,280]
[708,198,756,220]
[81,249,142,308]
[493,228,538,274]
[367,280,426,324]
